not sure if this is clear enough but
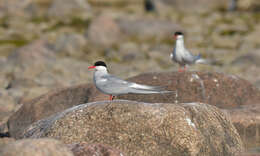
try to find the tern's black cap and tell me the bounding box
[174,31,183,36]
[94,61,107,67]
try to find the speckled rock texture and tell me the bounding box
[8,84,94,139]
[8,71,260,140]
[224,104,260,149]
[116,72,260,108]
[0,138,73,156]
[67,142,125,156]
[22,100,243,156]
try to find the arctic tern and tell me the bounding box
[171,31,209,72]
[88,61,172,101]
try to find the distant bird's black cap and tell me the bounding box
[94,61,107,67]
[174,31,183,36]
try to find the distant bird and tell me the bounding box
[144,0,155,12]
[88,61,172,101]
[170,32,209,72]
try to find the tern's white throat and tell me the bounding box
[95,66,108,72]
[176,35,185,50]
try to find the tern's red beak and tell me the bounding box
[88,66,96,69]
[173,35,177,40]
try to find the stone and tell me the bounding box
[231,53,260,67]
[52,33,87,57]
[67,142,124,156]
[7,39,56,68]
[0,137,15,147]
[22,100,243,155]
[47,0,91,20]
[158,0,229,12]
[86,14,123,47]
[0,0,38,18]
[0,138,73,156]
[116,72,260,108]
[117,16,180,39]
[0,38,93,124]
[7,84,95,139]
[224,104,260,149]
[237,0,260,11]
[0,89,17,126]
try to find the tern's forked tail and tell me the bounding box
[130,83,174,94]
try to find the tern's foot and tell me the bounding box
[178,66,186,72]
[109,95,115,101]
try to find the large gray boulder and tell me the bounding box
[22,100,243,156]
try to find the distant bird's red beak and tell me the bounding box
[173,35,177,40]
[88,66,96,69]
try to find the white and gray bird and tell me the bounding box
[88,61,172,101]
[170,32,209,72]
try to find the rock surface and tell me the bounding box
[7,84,94,139]
[0,0,38,18]
[0,38,92,130]
[0,137,15,147]
[0,0,260,154]
[8,71,260,139]
[0,138,73,156]
[48,0,92,20]
[225,104,260,149]
[159,0,229,11]
[116,72,260,108]
[22,100,243,156]
[86,14,123,47]
[117,16,181,39]
[68,142,124,156]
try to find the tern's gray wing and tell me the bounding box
[182,49,199,64]
[99,74,131,95]
[101,74,170,95]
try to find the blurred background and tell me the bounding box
[0,0,260,130]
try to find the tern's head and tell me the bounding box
[88,61,108,71]
[174,31,184,40]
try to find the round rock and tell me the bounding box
[23,100,243,156]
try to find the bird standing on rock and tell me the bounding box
[88,61,172,101]
[171,32,209,72]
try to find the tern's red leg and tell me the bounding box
[178,67,183,72]
[109,95,115,101]
[178,66,186,72]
